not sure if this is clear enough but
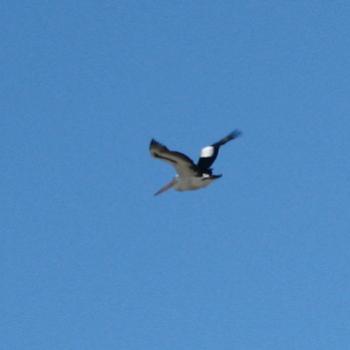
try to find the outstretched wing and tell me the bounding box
[197,130,242,173]
[150,139,200,177]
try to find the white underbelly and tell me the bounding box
[173,176,215,191]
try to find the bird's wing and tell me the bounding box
[150,139,200,177]
[197,130,242,172]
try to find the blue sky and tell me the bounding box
[1,1,350,349]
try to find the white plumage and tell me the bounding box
[200,146,214,158]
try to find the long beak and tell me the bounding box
[154,179,175,196]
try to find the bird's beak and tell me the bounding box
[154,179,175,196]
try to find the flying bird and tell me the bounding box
[150,130,241,195]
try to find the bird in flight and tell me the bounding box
[149,130,241,195]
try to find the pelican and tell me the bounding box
[150,130,241,195]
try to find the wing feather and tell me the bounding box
[150,139,200,177]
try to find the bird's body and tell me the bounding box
[173,173,218,191]
[150,130,241,195]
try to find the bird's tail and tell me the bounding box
[214,129,242,147]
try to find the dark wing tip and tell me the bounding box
[223,129,242,143]
[228,129,242,140]
[150,139,157,155]
[150,139,169,156]
[150,138,160,150]
[213,129,242,147]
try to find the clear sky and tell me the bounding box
[1,1,350,349]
